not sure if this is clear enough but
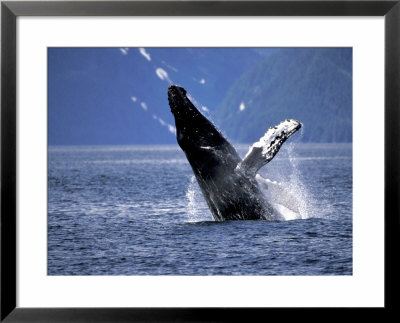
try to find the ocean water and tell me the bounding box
[48,143,352,275]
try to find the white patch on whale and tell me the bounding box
[256,174,302,220]
[245,119,301,159]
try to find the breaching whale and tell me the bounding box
[167,85,301,221]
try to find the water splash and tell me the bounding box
[254,123,322,221]
[185,176,212,222]
[280,142,314,219]
[257,138,328,221]
[284,125,336,220]
[256,175,303,221]
[184,124,327,222]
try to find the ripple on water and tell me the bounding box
[48,144,352,275]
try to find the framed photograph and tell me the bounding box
[1,0,399,321]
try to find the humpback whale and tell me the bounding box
[167,85,301,221]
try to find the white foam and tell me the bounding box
[272,203,302,221]
[256,174,304,220]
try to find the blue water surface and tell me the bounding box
[48,143,352,275]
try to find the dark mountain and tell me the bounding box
[48,47,266,145]
[212,48,352,143]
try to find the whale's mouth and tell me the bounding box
[168,85,188,114]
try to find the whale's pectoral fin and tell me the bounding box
[236,119,301,177]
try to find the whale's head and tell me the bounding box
[167,85,201,146]
[167,85,191,117]
[167,85,241,173]
[168,85,226,150]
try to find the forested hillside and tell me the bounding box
[213,48,352,143]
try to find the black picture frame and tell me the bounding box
[1,0,399,321]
